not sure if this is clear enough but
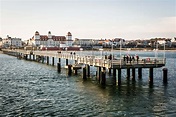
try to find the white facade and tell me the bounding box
[2,36,22,48]
[31,31,73,47]
[73,38,99,46]
[0,38,2,47]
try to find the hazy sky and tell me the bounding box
[0,0,176,40]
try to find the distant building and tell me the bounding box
[171,37,176,47]
[29,31,73,47]
[2,35,22,48]
[113,38,126,47]
[73,38,99,47]
[0,37,2,48]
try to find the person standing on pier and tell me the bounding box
[132,56,135,63]
[129,56,132,64]
[136,55,139,64]
[126,55,129,63]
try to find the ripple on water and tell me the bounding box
[0,52,176,116]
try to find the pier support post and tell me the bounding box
[59,58,61,63]
[83,67,87,80]
[86,65,90,77]
[33,55,35,61]
[118,69,121,86]
[52,57,54,66]
[25,54,28,60]
[109,68,111,75]
[138,68,142,79]
[127,68,130,80]
[57,63,61,73]
[68,65,72,76]
[66,59,68,66]
[42,56,44,63]
[97,67,101,82]
[113,69,116,85]
[132,68,135,81]
[47,56,49,65]
[163,68,168,84]
[29,54,32,60]
[100,69,106,85]
[149,67,153,84]
[74,69,78,75]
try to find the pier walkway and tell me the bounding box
[2,49,167,85]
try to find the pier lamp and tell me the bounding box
[164,41,165,59]
[111,39,114,68]
[120,39,122,68]
[80,48,83,57]
[99,48,103,59]
[92,39,94,56]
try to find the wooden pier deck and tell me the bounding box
[2,49,167,85]
[2,49,165,69]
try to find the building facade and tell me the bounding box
[30,31,73,47]
[2,36,22,48]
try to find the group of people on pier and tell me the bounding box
[123,55,139,64]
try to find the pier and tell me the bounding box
[2,49,167,86]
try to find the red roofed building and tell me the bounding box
[31,31,72,47]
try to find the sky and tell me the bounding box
[0,0,176,40]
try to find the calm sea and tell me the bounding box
[0,50,176,116]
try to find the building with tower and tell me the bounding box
[30,31,73,48]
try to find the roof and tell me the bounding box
[40,35,66,41]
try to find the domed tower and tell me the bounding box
[34,31,40,40]
[48,31,52,39]
[34,31,41,46]
[66,32,72,47]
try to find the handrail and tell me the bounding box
[2,49,166,68]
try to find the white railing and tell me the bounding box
[2,49,166,68]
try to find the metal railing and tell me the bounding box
[2,49,166,68]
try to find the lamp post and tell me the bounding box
[111,39,114,68]
[120,39,122,67]
[92,39,94,57]
[164,41,165,59]
[80,48,83,57]
[99,48,103,59]
[155,41,158,59]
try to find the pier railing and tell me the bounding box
[2,49,166,68]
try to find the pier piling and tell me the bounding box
[52,57,54,66]
[127,68,130,80]
[163,68,168,84]
[113,69,116,85]
[83,67,87,80]
[100,70,106,85]
[57,63,61,73]
[132,68,135,81]
[47,56,49,65]
[86,65,90,77]
[138,68,142,79]
[66,59,68,66]
[68,65,72,76]
[149,67,153,84]
[97,67,101,82]
[118,69,121,86]
[33,55,35,61]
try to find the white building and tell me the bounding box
[2,36,22,48]
[113,38,126,47]
[73,38,99,46]
[30,31,73,47]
